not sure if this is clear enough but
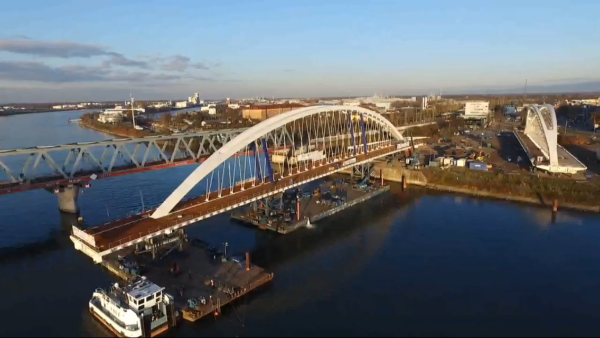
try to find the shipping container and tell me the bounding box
[429,160,440,167]
[442,157,453,166]
[468,161,488,171]
[456,158,467,167]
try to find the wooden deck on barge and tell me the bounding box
[77,145,399,253]
[102,244,274,324]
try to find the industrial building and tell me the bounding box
[242,103,306,120]
[460,101,491,127]
[175,101,189,108]
[464,101,490,117]
[97,107,145,124]
[341,96,417,112]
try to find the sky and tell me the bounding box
[1,0,599,103]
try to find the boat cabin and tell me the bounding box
[120,278,165,315]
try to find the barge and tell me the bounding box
[231,180,390,234]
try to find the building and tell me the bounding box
[188,93,200,105]
[52,104,78,110]
[175,101,189,108]
[96,107,145,124]
[341,95,416,111]
[242,103,305,120]
[150,101,171,109]
[319,99,342,105]
[464,101,490,117]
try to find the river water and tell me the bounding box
[1,111,600,337]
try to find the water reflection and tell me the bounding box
[524,207,585,229]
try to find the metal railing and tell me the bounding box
[101,145,400,251]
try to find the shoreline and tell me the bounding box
[2,105,193,118]
[80,122,153,138]
[421,183,599,213]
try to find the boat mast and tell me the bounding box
[130,93,137,129]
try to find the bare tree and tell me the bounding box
[161,112,172,126]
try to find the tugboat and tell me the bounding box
[89,276,178,337]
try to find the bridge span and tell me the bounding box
[0,118,432,198]
[69,105,412,263]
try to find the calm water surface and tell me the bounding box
[0,111,600,337]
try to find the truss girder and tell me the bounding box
[0,128,296,185]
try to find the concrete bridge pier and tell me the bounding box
[57,184,81,214]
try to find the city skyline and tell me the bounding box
[1,0,600,103]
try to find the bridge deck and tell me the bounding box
[515,131,586,170]
[82,145,398,252]
[515,131,545,159]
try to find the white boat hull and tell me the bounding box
[89,301,142,338]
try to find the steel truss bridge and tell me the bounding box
[514,104,586,174]
[0,118,432,196]
[69,105,412,263]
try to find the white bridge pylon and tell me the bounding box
[523,104,559,166]
[151,105,405,219]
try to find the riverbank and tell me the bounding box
[423,183,600,213]
[420,168,600,213]
[79,121,153,138]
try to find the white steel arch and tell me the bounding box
[151,105,404,218]
[523,104,559,166]
[525,104,558,166]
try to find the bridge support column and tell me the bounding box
[178,229,186,252]
[57,184,80,214]
[149,238,157,260]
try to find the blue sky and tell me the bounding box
[1,0,599,102]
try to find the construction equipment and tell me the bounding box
[476,151,485,162]
[355,167,374,189]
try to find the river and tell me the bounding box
[1,111,600,337]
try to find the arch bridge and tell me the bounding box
[513,104,586,174]
[70,105,412,262]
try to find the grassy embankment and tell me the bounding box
[79,115,221,155]
[422,167,600,211]
[80,114,153,138]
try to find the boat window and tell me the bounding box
[137,298,144,305]
[156,291,162,298]
[146,295,153,302]
[138,305,144,311]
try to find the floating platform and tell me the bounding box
[231,182,390,234]
[100,241,274,325]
